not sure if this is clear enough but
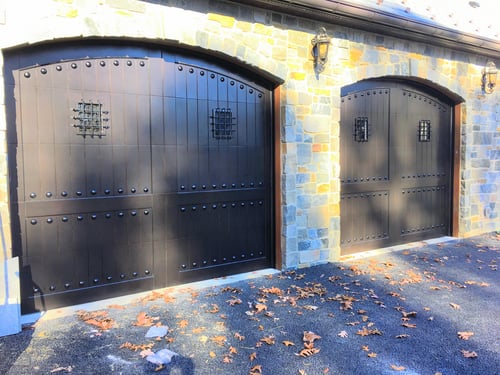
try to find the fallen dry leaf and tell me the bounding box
[457,331,474,340]
[192,327,206,334]
[367,352,377,358]
[395,334,410,339]
[140,349,155,358]
[255,303,268,313]
[226,297,242,306]
[401,311,417,318]
[282,340,295,346]
[356,327,382,336]
[76,310,115,331]
[450,303,461,309]
[338,331,348,338]
[209,351,216,358]
[461,350,478,358]
[250,364,263,374]
[234,332,245,341]
[297,347,321,357]
[249,352,257,362]
[207,304,220,314]
[390,364,406,371]
[303,331,322,343]
[107,304,126,310]
[133,312,158,327]
[120,342,154,352]
[50,366,73,373]
[260,335,276,345]
[210,335,227,347]
[402,323,417,329]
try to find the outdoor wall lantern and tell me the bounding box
[482,60,497,94]
[311,27,331,75]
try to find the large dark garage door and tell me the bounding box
[340,80,452,255]
[6,45,274,312]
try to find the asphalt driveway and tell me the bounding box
[0,232,498,375]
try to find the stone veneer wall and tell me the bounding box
[0,0,498,269]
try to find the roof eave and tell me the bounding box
[239,0,500,60]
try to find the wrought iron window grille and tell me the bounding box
[354,117,369,142]
[210,108,236,140]
[71,101,109,138]
[418,120,431,142]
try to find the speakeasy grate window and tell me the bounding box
[210,108,236,140]
[418,120,431,142]
[72,101,109,138]
[354,117,369,142]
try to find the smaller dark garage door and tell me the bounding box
[5,44,274,312]
[340,80,453,254]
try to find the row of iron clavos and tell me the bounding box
[177,65,263,98]
[179,181,263,190]
[29,187,149,199]
[180,201,263,212]
[400,223,446,235]
[32,269,152,294]
[29,209,150,225]
[180,250,265,270]
[23,59,146,78]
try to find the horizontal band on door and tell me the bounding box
[173,188,266,205]
[21,195,153,217]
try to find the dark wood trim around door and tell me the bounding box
[451,103,462,237]
[273,85,282,268]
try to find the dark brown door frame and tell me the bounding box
[451,103,462,237]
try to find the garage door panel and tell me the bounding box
[341,82,451,254]
[11,51,273,312]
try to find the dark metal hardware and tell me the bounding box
[210,108,236,140]
[72,101,109,138]
[418,120,431,142]
[354,117,369,142]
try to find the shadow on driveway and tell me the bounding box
[0,232,498,375]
